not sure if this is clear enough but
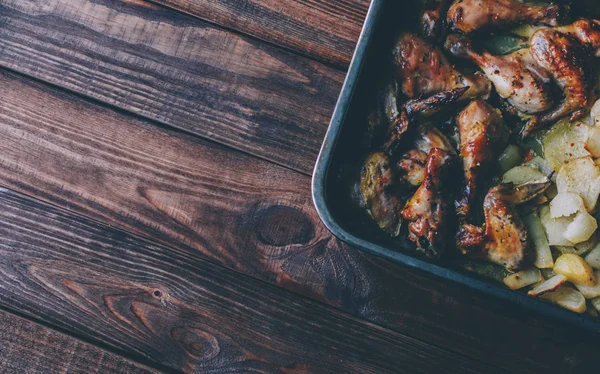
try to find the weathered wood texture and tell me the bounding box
[0,70,597,373]
[0,188,500,374]
[147,0,369,67]
[0,310,157,374]
[0,0,344,174]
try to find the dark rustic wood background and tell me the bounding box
[0,0,598,373]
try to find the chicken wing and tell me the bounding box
[447,0,566,34]
[445,34,554,115]
[457,181,551,271]
[360,152,404,236]
[523,20,600,136]
[402,148,454,259]
[456,101,510,220]
[392,33,492,100]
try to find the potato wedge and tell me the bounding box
[563,211,598,244]
[574,271,600,298]
[528,274,568,296]
[543,120,591,171]
[524,211,553,268]
[554,253,597,286]
[539,205,575,246]
[540,287,587,314]
[591,99,600,126]
[540,268,556,280]
[556,157,600,212]
[585,126,600,158]
[503,166,546,185]
[503,269,543,290]
[584,242,600,270]
[550,192,585,218]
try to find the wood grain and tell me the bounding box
[0,310,157,374]
[0,0,344,174]
[0,188,499,374]
[146,0,369,67]
[0,70,598,373]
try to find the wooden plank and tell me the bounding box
[0,310,158,373]
[0,0,344,174]
[0,188,499,374]
[146,0,369,67]
[0,70,597,373]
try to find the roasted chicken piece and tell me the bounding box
[392,33,492,100]
[523,20,600,136]
[397,150,428,187]
[447,0,566,34]
[384,87,469,152]
[402,148,454,259]
[456,101,510,220]
[420,0,450,40]
[445,34,554,115]
[457,181,551,271]
[397,128,455,187]
[360,152,404,236]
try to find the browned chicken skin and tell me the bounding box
[447,0,566,34]
[456,101,510,220]
[397,128,455,187]
[457,181,551,271]
[446,34,554,114]
[402,148,454,259]
[392,33,492,100]
[523,20,600,136]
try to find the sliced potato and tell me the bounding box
[556,157,600,212]
[591,99,600,126]
[585,126,600,158]
[524,211,553,268]
[554,246,577,255]
[550,192,585,218]
[563,211,598,244]
[584,242,600,270]
[503,166,546,185]
[554,253,597,286]
[543,120,591,171]
[574,271,600,298]
[498,144,523,173]
[539,205,575,246]
[540,287,587,314]
[528,274,568,296]
[503,269,543,290]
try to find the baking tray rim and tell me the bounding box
[311,0,599,332]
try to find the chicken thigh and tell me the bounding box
[523,20,600,136]
[447,0,566,34]
[446,34,554,114]
[392,33,491,100]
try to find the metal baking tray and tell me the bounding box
[312,0,600,332]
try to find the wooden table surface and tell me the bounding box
[0,0,599,373]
